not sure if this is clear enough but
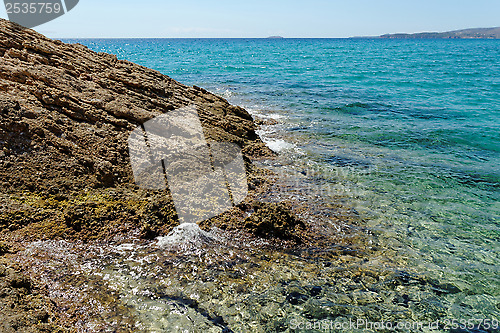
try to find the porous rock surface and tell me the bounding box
[0,19,282,242]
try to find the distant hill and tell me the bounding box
[379,27,500,39]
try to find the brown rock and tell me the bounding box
[244,201,306,242]
[0,19,293,242]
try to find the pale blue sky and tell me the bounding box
[1,0,499,38]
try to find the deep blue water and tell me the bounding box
[65,38,500,318]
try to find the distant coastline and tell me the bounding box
[374,27,500,39]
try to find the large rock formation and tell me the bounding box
[0,19,311,332]
[0,19,288,242]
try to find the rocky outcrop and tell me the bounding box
[0,19,282,242]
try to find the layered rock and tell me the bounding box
[0,19,288,242]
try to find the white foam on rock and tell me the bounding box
[254,112,285,120]
[156,223,218,247]
[114,243,137,253]
[266,139,296,153]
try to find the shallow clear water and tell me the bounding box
[44,38,500,330]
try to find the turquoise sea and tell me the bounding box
[52,38,498,331]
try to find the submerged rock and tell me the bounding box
[0,260,68,332]
[286,291,309,305]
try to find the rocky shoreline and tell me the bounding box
[0,19,312,331]
[0,20,475,333]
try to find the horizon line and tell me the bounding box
[57,36,356,39]
[54,36,500,40]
